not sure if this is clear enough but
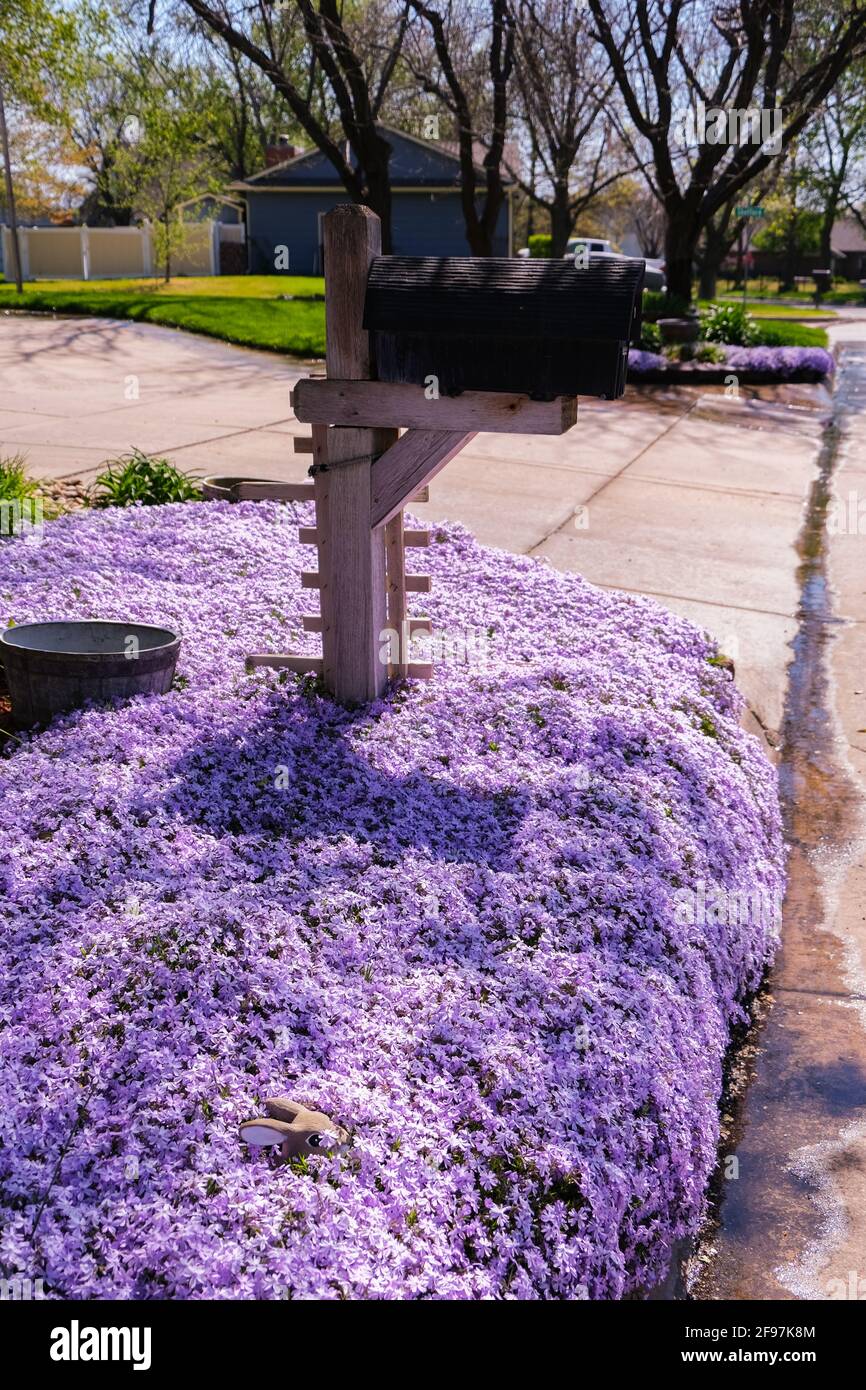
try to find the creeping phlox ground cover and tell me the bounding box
[628,345,834,377]
[0,501,784,1299]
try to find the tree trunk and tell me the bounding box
[819,193,839,270]
[664,211,698,304]
[364,171,392,254]
[819,215,832,269]
[478,184,506,256]
[780,221,798,292]
[698,222,728,300]
[460,186,499,256]
[698,259,717,300]
[526,152,537,239]
[733,232,745,287]
[346,127,393,254]
[549,186,572,258]
[0,78,23,293]
[465,222,497,256]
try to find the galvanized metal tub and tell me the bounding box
[201,476,303,502]
[200,475,249,501]
[0,620,181,727]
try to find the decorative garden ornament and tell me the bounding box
[239,1096,349,1160]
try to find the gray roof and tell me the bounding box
[230,125,514,192]
[832,217,866,255]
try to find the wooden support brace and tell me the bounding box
[302,570,429,592]
[302,525,426,546]
[302,569,429,593]
[302,614,432,635]
[384,508,409,679]
[246,654,324,675]
[403,529,429,546]
[233,480,315,502]
[293,436,314,454]
[371,429,474,528]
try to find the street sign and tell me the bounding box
[736,206,764,217]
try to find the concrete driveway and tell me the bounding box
[0,312,827,740]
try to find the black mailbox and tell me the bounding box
[363,255,645,400]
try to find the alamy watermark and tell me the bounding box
[0,1273,45,1300]
[50,1321,152,1371]
[826,1269,866,1299]
[379,622,498,669]
[0,498,44,545]
[827,489,866,535]
[673,97,783,156]
[673,880,782,929]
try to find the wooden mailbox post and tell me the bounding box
[248,204,644,705]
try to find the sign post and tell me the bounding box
[736,207,764,308]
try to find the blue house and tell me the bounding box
[229,126,514,274]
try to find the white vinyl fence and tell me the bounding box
[1,221,242,280]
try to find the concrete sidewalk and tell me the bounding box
[0,314,828,743]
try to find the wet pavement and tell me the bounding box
[690,344,866,1301]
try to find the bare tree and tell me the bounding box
[156,1,411,250]
[630,186,666,256]
[405,0,516,255]
[588,0,866,302]
[509,0,632,256]
[801,64,866,265]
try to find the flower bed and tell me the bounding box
[628,345,834,384]
[0,502,784,1299]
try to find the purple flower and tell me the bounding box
[627,349,667,373]
[628,346,834,378]
[0,501,785,1300]
[724,346,834,377]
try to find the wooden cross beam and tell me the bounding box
[292,379,578,434]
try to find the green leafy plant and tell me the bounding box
[694,342,726,363]
[0,452,59,529]
[639,321,662,352]
[663,343,696,362]
[527,234,553,258]
[701,303,760,346]
[89,449,202,508]
[0,453,40,502]
[642,289,692,322]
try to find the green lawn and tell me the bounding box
[0,275,327,357]
[715,276,863,305]
[749,321,829,347]
[0,273,830,356]
[702,298,837,321]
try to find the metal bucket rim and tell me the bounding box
[0,620,181,658]
[201,475,287,495]
[201,476,245,492]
